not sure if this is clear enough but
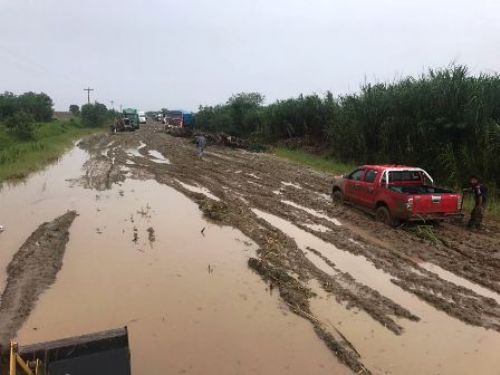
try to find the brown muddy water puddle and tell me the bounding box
[420,262,500,304]
[281,200,342,226]
[0,146,350,374]
[253,209,500,375]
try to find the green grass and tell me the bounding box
[0,119,103,183]
[272,147,356,175]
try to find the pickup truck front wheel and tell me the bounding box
[375,206,399,228]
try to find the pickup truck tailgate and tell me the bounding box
[412,194,460,214]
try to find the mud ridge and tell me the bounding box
[0,211,77,348]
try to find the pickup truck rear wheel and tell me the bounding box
[332,189,344,203]
[376,206,399,227]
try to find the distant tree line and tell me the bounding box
[194,66,500,189]
[0,91,115,140]
[80,102,114,128]
[0,91,54,139]
[0,91,53,122]
[68,102,116,128]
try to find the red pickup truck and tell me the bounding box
[331,165,463,226]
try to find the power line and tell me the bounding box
[83,87,94,104]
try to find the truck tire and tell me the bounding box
[375,206,399,228]
[332,189,344,203]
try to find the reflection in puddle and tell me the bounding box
[303,249,338,276]
[281,181,301,189]
[176,180,220,201]
[310,279,500,375]
[420,262,500,303]
[252,209,408,302]
[253,209,500,375]
[246,173,260,180]
[247,180,262,187]
[147,150,171,164]
[304,223,330,233]
[316,192,331,201]
[348,238,364,247]
[1,147,350,375]
[126,142,147,158]
[282,200,342,226]
[126,148,143,158]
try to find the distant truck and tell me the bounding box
[138,111,146,124]
[162,110,194,128]
[331,165,463,226]
[122,108,140,130]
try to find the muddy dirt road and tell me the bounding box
[1,125,500,374]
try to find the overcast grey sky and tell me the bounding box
[1,0,499,111]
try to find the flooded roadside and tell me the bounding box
[0,145,350,374]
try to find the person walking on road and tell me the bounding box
[195,134,207,158]
[467,176,488,229]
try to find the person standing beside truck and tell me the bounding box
[467,176,488,229]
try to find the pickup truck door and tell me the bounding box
[343,169,366,204]
[358,169,379,208]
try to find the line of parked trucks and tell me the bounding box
[113,108,193,133]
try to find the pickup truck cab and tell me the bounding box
[332,165,463,226]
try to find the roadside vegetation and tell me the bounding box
[194,65,500,220]
[0,92,112,183]
[195,65,500,192]
[273,147,355,175]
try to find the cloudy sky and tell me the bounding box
[1,0,499,111]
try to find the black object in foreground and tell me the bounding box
[17,327,131,375]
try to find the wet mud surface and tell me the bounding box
[1,145,350,374]
[0,211,76,347]
[72,125,500,373]
[2,124,500,374]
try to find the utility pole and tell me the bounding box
[83,87,94,104]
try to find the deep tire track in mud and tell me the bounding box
[0,211,77,348]
[77,127,500,373]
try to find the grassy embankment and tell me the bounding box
[273,147,355,175]
[0,118,102,183]
[274,147,500,221]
